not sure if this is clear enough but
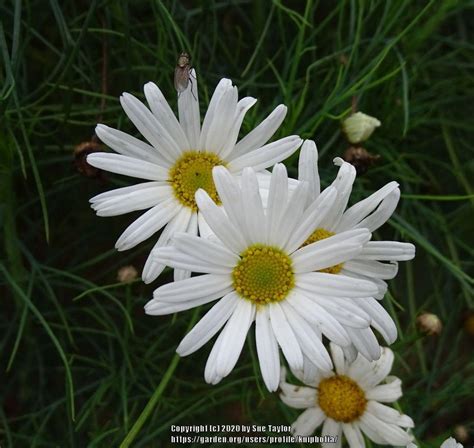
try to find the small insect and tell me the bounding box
[74,135,104,179]
[174,52,195,98]
[342,146,380,175]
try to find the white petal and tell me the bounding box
[178,68,200,149]
[329,342,347,375]
[152,246,232,274]
[219,97,257,159]
[241,167,266,243]
[95,124,170,166]
[195,189,247,253]
[177,292,238,356]
[141,208,192,284]
[312,296,371,329]
[144,82,189,150]
[199,78,232,150]
[358,297,397,344]
[173,232,239,267]
[291,407,325,436]
[265,164,289,244]
[298,140,320,203]
[358,241,416,261]
[345,327,381,361]
[120,92,182,161]
[284,186,337,254]
[216,299,255,377]
[343,260,399,280]
[354,189,400,232]
[321,418,342,448]
[205,85,238,154]
[366,401,414,428]
[288,291,351,347]
[342,423,365,448]
[173,210,198,281]
[296,272,378,298]
[204,327,226,385]
[359,412,412,446]
[87,153,168,181]
[231,104,287,159]
[291,228,371,273]
[340,268,388,300]
[151,273,232,303]
[255,307,280,392]
[269,302,303,370]
[92,185,171,217]
[356,347,394,389]
[319,159,356,232]
[441,438,463,448]
[336,181,399,232]
[227,135,302,173]
[281,301,333,371]
[115,198,181,251]
[365,376,402,402]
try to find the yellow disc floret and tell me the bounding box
[169,151,224,210]
[317,375,367,423]
[302,227,343,274]
[232,244,294,305]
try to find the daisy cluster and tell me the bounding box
[85,70,431,447]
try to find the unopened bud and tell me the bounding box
[416,313,442,336]
[74,139,103,178]
[117,265,138,283]
[342,112,381,144]
[454,425,469,443]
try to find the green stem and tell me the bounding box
[119,308,200,447]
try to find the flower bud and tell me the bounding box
[416,313,442,336]
[454,425,469,443]
[342,112,381,144]
[117,265,138,283]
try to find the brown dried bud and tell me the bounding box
[416,313,442,336]
[454,425,469,443]
[117,265,138,284]
[74,139,103,178]
[342,146,381,175]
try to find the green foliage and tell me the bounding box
[1,0,473,446]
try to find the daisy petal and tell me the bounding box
[241,167,266,243]
[298,140,320,203]
[266,164,289,244]
[343,260,399,280]
[366,401,414,427]
[365,376,402,402]
[321,418,342,448]
[355,188,400,232]
[216,299,255,377]
[330,342,347,375]
[296,272,378,298]
[195,189,247,253]
[345,327,381,361]
[359,412,412,446]
[358,241,416,261]
[87,153,168,181]
[269,302,303,371]
[228,135,302,173]
[177,292,238,356]
[358,297,397,344]
[142,207,192,284]
[144,82,189,150]
[178,68,200,149]
[291,407,325,436]
[357,347,394,388]
[231,104,287,159]
[313,296,371,329]
[173,211,198,281]
[342,423,365,448]
[115,198,181,251]
[95,124,169,166]
[291,228,371,273]
[256,307,281,392]
[336,181,399,232]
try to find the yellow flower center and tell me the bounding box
[302,228,343,274]
[317,375,367,423]
[232,244,294,305]
[169,151,224,211]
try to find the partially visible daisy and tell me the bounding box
[87,71,301,283]
[145,165,379,391]
[408,437,464,448]
[295,140,415,362]
[280,343,414,447]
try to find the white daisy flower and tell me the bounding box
[407,436,464,448]
[280,343,414,447]
[144,164,379,391]
[294,140,415,362]
[87,71,302,283]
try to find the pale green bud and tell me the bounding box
[342,112,381,144]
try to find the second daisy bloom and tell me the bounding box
[145,164,379,391]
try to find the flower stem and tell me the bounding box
[119,308,200,447]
